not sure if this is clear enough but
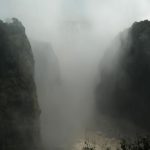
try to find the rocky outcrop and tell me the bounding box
[0,18,41,150]
[96,20,150,131]
[31,40,60,91]
[31,40,61,149]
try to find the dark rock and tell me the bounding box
[30,40,61,149]
[0,18,41,150]
[96,20,150,131]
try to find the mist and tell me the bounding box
[1,0,150,149]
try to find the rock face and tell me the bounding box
[96,20,150,131]
[31,40,61,149]
[0,18,41,150]
[31,40,60,92]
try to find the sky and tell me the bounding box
[0,0,150,42]
[0,0,150,71]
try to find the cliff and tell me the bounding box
[96,20,150,131]
[31,40,61,149]
[0,18,41,150]
[31,40,60,90]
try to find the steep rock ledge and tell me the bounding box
[0,18,41,150]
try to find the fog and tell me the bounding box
[1,0,150,149]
